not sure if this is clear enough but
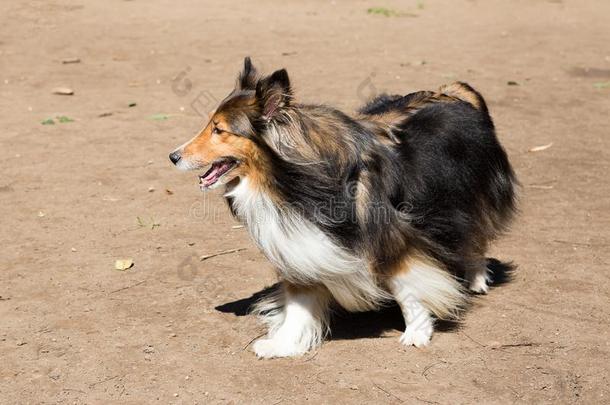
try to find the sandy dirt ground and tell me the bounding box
[1,0,609,403]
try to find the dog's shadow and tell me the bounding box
[215,258,514,340]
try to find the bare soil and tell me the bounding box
[1,0,609,403]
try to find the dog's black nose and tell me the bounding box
[169,150,182,164]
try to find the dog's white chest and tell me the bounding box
[225,179,387,311]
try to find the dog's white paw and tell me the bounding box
[252,337,307,359]
[399,321,433,348]
[469,272,490,294]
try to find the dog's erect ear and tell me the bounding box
[237,56,257,90]
[255,69,292,121]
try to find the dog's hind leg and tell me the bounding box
[388,256,465,348]
[252,282,331,358]
[464,245,491,294]
[465,260,491,294]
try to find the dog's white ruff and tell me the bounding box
[226,178,389,313]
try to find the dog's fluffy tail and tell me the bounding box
[486,258,517,286]
[439,82,489,115]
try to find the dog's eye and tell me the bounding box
[212,126,222,135]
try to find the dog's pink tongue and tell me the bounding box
[201,165,221,187]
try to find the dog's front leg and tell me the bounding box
[253,282,331,358]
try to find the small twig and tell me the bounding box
[110,280,146,294]
[373,382,403,402]
[314,371,326,385]
[391,377,417,385]
[62,388,86,394]
[507,385,523,399]
[460,331,486,347]
[242,332,266,351]
[497,342,541,348]
[415,397,440,405]
[303,351,319,362]
[89,375,119,388]
[422,360,447,380]
[552,239,593,247]
[200,247,246,261]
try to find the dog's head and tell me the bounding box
[169,57,292,190]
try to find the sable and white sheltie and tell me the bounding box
[169,57,517,358]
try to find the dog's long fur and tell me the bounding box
[170,58,517,358]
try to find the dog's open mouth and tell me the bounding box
[199,157,239,189]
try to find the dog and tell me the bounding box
[169,57,517,358]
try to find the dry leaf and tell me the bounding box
[114,259,134,271]
[528,142,553,152]
[593,81,610,89]
[52,87,74,95]
[148,113,170,121]
[57,115,74,123]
